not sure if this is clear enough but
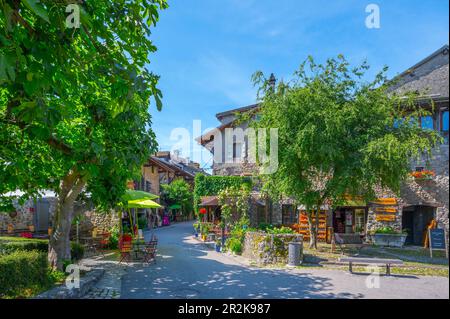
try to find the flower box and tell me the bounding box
[410,170,435,181]
[372,233,407,248]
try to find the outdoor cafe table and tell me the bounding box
[131,239,146,260]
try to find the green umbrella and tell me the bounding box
[127,199,163,209]
[120,189,159,202]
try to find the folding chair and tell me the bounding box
[143,241,157,264]
[119,241,133,263]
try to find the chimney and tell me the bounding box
[268,73,276,90]
[155,151,171,160]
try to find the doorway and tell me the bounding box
[35,198,50,232]
[402,206,435,246]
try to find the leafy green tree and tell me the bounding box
[0,0,168,269]
[252,56,441,248]
[161,179,193,217]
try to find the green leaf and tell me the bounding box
[22,0,50,23]
[0,54,15,83]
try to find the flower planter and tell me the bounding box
[215,244,221,252]
[372,233,407,248]
[194,232,199,238]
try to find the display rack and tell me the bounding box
[297,211,328,242]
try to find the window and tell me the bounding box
[441,111,449,132]
[420,115,434,130]
[441,110,449,144]
[257,205,267,225]
[354,209,366,233]
[282,205,298,225]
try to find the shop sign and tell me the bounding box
[375,207,397,213]
[374,198,397,206]
[428,228,448,258]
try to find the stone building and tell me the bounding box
[196,46,449,246]
[367,45,449,245]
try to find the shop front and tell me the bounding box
[332,207,368,234]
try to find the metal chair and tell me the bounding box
[119,241,133,263]
[143,240,157,264]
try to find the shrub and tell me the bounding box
[108,225,120,249]
[70,242,85,262]
[374,226,405,234]
[266,226,295,234]
[227,237,242,254]
[0,237,48,255]
[0,250,50,298]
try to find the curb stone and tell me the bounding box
[35,268,105,299]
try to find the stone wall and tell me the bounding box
[73,210,119,237]
[0,199,35,233]
[242,231,303,265]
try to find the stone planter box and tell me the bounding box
[243,232,304,265]
[372,233,407,248]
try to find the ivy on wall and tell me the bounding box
[193,174,253,212]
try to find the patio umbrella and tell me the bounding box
[121,189,159,202]
[127,199,163,209]
[118,190,160,238]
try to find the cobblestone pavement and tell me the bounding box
[80,253,128,299]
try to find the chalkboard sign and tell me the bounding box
[428,228,448,258]
[430,229,446,249]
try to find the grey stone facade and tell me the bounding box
[199,46,449,243]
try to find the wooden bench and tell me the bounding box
[339,257,404,275]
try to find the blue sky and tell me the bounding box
[147,0,449,171]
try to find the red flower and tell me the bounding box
[199,208,207,215]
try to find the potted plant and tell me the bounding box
[215,239,222,252]
[371,226,408,247]
[193,222,200,236]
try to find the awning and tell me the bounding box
[169,204,182,210]
[200,196,219,206]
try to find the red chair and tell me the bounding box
[119,240,133,263]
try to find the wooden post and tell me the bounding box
[429,229,433,258]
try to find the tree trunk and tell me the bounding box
[306,211,317,249]
[48,169,86,271]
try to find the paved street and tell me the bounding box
[120,222,449,299]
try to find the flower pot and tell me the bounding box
[201,235,207,241]
[215,244,221,252]
[194,233,199,238]
[373,233,407,248]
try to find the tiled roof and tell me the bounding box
[388,45,449,100]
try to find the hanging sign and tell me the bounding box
[374,198,397,206]
[375,207,397,213]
